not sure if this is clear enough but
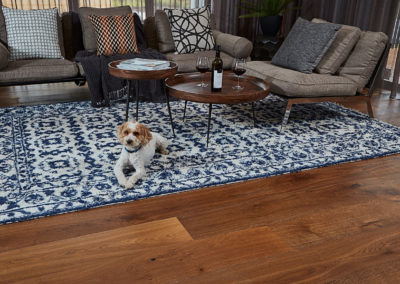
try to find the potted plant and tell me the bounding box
[239,0,296,37]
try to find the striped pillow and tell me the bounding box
[88,13,139,56]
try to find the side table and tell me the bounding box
[108,60,178,136]
[251,35,284,61]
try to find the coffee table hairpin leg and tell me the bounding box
[163,81,176,138]
[135,80,140,121]
[124,80,140,122]
[125,80,131,121]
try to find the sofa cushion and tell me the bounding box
[155,10,175,53]
[312,19,361,74]
[165,6,215,54]
[88,14,139,56]
[212,30,252,58]
[271,17,340,74]
[246,61,358,98]
[78,6,132,52]
[338,31,388,92]
[165,50,234,73]
[0,59,78,83]
[0,41,8,70]
[2,7,63,61]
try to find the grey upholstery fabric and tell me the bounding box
[0,59,78,83]
[271,17,340,74]
[338,31,388,92]
[61,12,85,61]
[143,16,159,50]
[155,10,175,53]
[212,30,252,58]
[165,50,234,73]
[0,41,8,70]
[78,6,132,52]
[0,6,7,46]
[246,61,358,98]
[312,18,361,74]
[57,13,65,58]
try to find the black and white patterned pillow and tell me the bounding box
[2,7,62,61]
[165,6,215,54]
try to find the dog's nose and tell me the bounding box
[126,139,133,145]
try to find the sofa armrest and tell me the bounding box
[212,30,253,59]
[0,42,9,70]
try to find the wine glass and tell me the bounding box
[232,58,246,90]
[196,56,210,87]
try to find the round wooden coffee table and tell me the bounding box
[108,60,178,136]
[165,72,270,146]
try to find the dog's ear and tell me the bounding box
[136,123,152,146]
[117,122,127,144]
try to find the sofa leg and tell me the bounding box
[366,99,374,119]
[280,101,292,133]
[74,80,86,87]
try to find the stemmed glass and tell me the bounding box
[232,58,247,90]
[196,56,210,87]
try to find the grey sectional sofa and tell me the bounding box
[245,19,389,129]
[246,27,388,99]
[0,11,85,86]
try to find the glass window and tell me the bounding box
[2,0,69,13]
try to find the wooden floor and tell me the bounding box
[1,83,400,283]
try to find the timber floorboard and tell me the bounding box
[0,83,400,283]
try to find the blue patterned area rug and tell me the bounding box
[1,95,400,224]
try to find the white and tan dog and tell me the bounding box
[114,121,169,189]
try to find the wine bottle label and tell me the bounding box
[213,70,223,88]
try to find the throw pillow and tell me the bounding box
[88,14,139,56]
[312,18,361,74]
[78,6,132,52]
[2,7,62,61]
[271,17,340,74]
[165,6,215,54]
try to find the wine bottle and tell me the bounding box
[211,45,223,92]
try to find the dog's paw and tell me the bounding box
[159,147,168,155]
[125,178,138,189]
[118,180,127,188]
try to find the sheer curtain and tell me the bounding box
[1,0,206,17]
[1,0,70,13]
[211,0,259,41]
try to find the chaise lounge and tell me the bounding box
[245,19,389,130]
